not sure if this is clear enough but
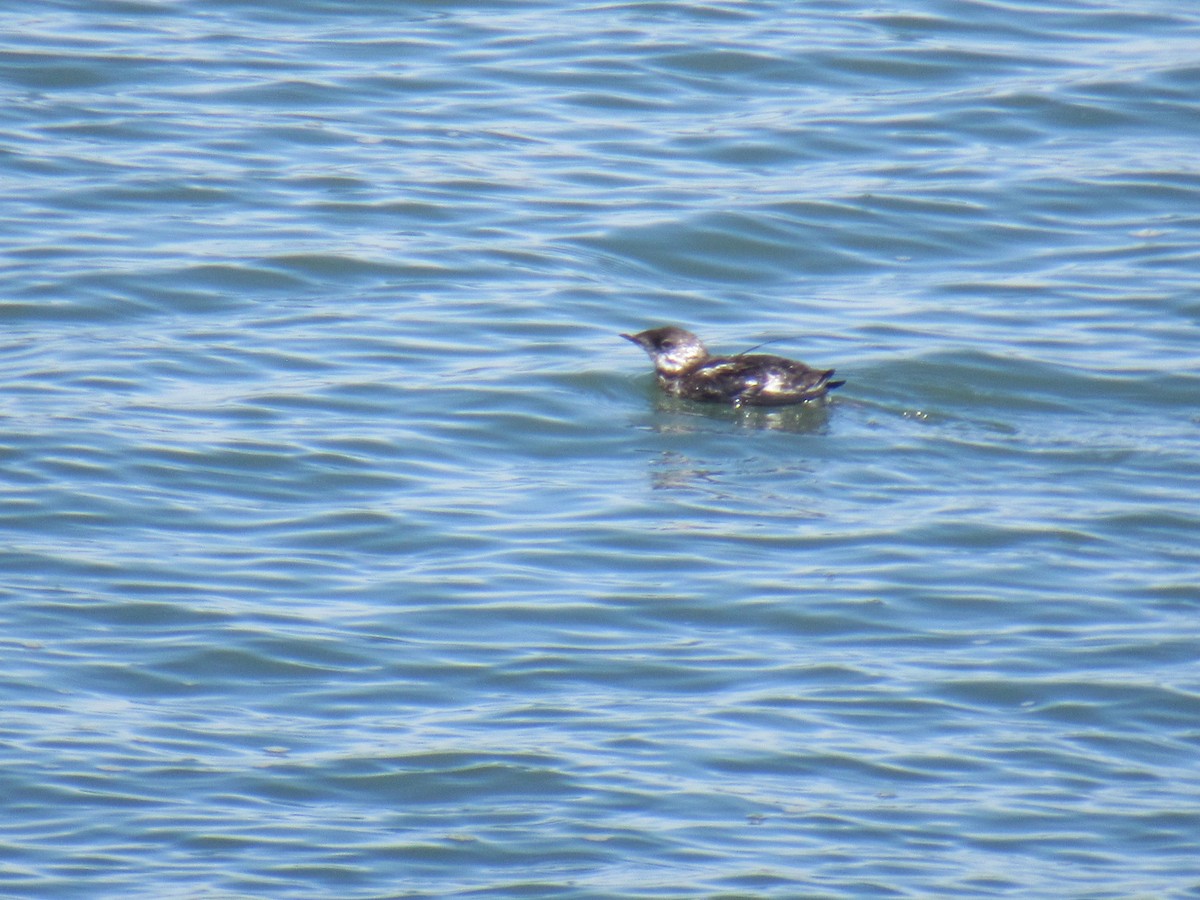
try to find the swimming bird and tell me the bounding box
[621,325,844,407]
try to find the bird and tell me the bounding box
[621,325,844,407]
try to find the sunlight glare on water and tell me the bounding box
[1,1,1199,897]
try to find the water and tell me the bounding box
[2,1,1199,896]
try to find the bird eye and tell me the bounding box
[660,340,674,350]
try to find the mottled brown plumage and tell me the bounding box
[621,326,844,407]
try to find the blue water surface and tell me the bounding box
[2,1,1199,897]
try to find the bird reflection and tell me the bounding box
[640,392,834,435]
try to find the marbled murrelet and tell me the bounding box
[622,326,844,407]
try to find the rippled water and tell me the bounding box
[3,1,1200,897]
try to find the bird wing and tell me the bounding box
[687,355,839,406]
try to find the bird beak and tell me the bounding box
[619,332,642,346]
